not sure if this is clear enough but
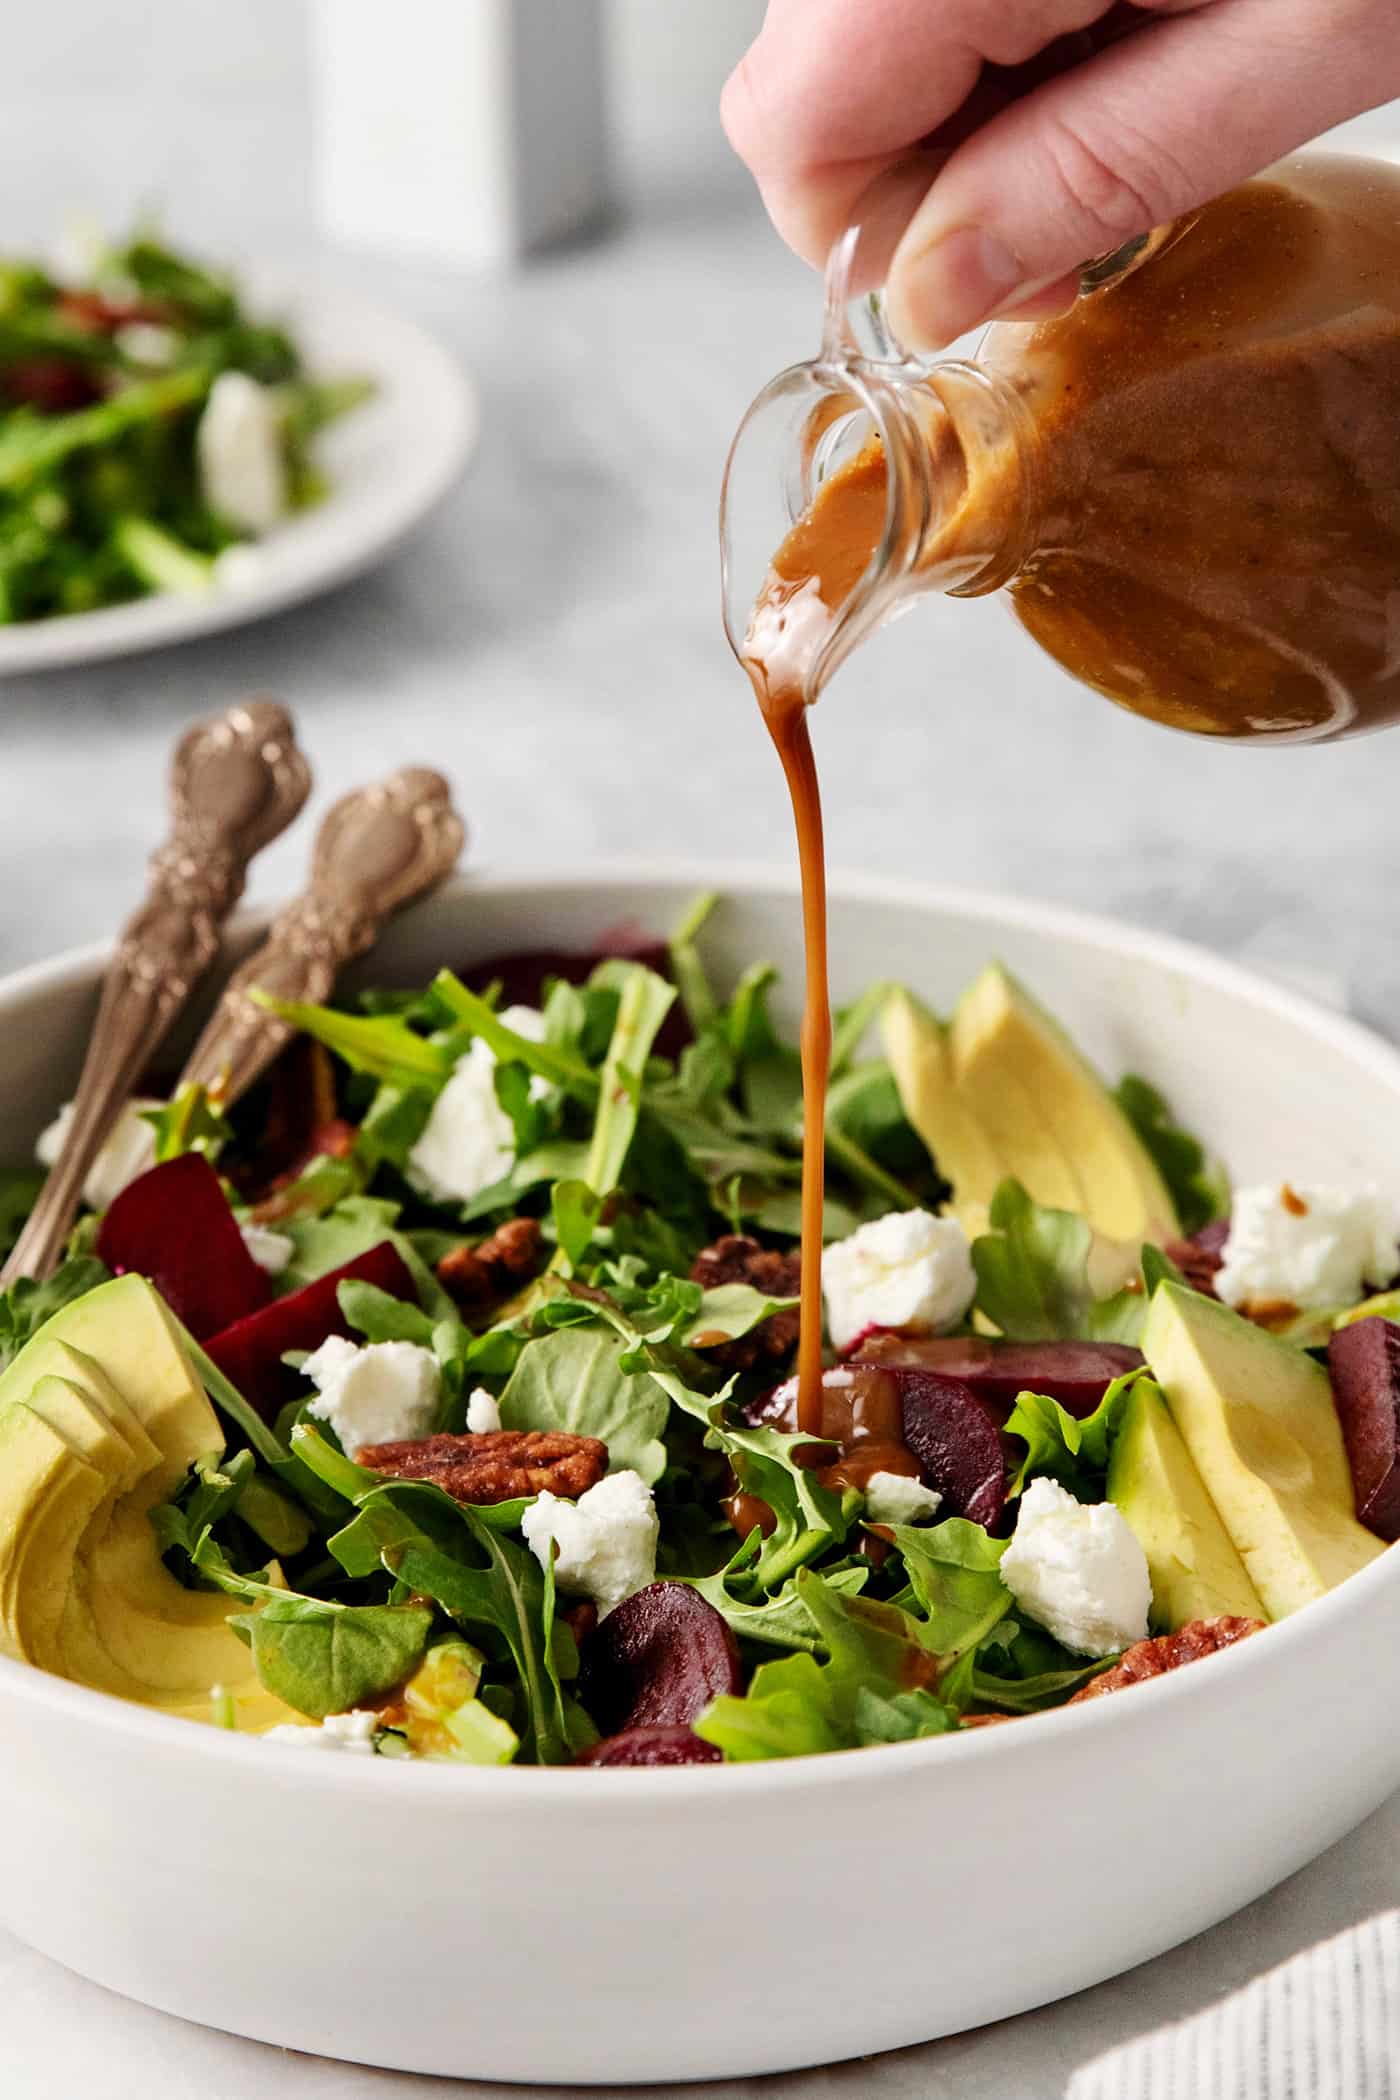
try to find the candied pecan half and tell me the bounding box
[1068,1616,1265,1703]
[437,1218,545,1310]
[688,1234,801,1370]
[356,1427,607,1505]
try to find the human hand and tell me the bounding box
[722,0,1400,348]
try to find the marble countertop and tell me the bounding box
[4,201,1400,2096]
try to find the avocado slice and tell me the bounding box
[881,988,1007,1239]
[883,969,1181,1262]
[1108,1376,1267,1626]
[1143,1282,1385,1617]
[0,1404,104,1661]
[0,1275,303,1729]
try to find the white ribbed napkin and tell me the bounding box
[1067,1912,1400,2098]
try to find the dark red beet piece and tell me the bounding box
[96,1152,271,1341]
[460,937,690,1062]
[203,1241,417,1420]
[580,1582,741,1735]
[577,1726,723,1768]
[855,1334,1142,1422]
[1327,1317,1400,1540]
[889,1370,1008,1532]
[1192,1219,1231,1256]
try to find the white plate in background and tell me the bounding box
[0,279,476,675]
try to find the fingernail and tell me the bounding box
[893,228,1027,349]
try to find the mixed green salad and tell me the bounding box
[0,227,370,622]
[1,895,1395,1768]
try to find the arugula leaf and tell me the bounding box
[429,972,594,1096]
[1113,1075,1228,1238]
[550,1179,601,1275]
[249,992,454,1090]
[0,1253,111,1370]
[190,1527,432,1717]
[676,1282,798,1349]
[694,1570,954,1761]
[972,1179,1094,1339]
[579,962,676,1201]
[683,1540,868,1652]
[231,1597,433,1719]
[1001,1368,1143,1498]
[498,1325,668,1484]
[141,1084,231,1165]
[887,1516,1013,1661]
[668,890,720,1034]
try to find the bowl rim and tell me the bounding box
[2,855,1397,1799]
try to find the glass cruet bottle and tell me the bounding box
[720,152,1400,745]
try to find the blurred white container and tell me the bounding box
[309,0,609,268]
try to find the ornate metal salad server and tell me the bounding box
[3,700,311,1286]
[175,767,464,1109]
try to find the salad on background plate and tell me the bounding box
[1,895,1396,1768]
[0,226,371,624]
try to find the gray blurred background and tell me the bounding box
[4,3,1400,1030]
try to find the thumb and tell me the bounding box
[885,0,1400,351]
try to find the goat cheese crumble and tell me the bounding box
[197,371,288,535]
[1000,1477,1151,1659]
[240,1222,295,1275]
[302,1336,440,1453]
[1215,1183,1400,1312]
[521,1471,659,1619]
[407,1005,550,1207]
[36,1095,161,1212]
[263,1710,381,1753]
[822,1208,976,1351]
[863,1470,943,1526]
[465,1386,502,1434]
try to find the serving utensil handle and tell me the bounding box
[176,767,464,1108]
[3,700,311,1286]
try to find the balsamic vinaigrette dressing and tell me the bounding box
[742,451,890,1440]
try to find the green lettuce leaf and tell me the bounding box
[886,1516,1013,1662]
[1002,1368,1143,1498]
[694,1570,954,1761]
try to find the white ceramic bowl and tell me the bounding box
[2,865,1399,2085]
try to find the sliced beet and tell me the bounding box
[577,1726,722,1768]
[96,1152,271,1341]
[1328,1317,1400,1540]
[855,1334,1142,1422]
[889,1369,1008,1532]
[203,1240,417,1420]
[580,1582,741,1736]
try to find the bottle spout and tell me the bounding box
[720,358,901,705]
